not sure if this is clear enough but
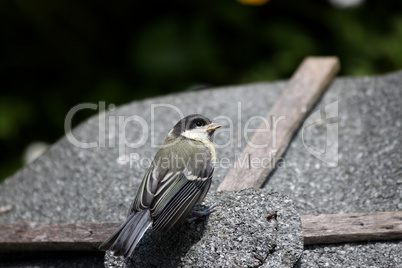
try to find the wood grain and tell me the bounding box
[0,222,119,251]
[0,211,401,251]
[301,211,402,245]
[217,57,340,191]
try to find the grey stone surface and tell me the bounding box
[269,73,402,215]
[0,71,401,267]
[267,72,402,267]
[300,242,401,268]
[104,189,303,267]
[0,81,283,224]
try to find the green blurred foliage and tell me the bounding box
[1,0,402,181]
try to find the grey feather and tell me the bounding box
[101,210,152,258]
[152,178,211,231]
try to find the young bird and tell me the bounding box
[99,114,221,259]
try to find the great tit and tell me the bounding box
[99,114,221,258]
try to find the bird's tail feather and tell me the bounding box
[99,210,152,259]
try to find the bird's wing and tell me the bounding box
[150,163,214,232]
[128,164,159,215]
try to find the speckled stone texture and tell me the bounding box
[300,242,401,268]
[104,189,303,267]
[268,72,402,267]
[0,71,401,267]
[0,82,283,225]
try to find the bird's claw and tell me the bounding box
[187,204,216,223]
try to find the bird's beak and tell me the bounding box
[207,122,222,132]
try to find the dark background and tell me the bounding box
[1,0,402,181]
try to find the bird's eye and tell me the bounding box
[195,121,202,127]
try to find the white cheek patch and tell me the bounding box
[181,127,217,167]
[181,128,209,142]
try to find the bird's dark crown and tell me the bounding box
[171,114,211,137]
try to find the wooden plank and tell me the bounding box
[0,222,119,251]
[301,211,402,245]
[0,211,401,251]
[217,57,340,191]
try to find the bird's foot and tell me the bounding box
[187,204,216,223]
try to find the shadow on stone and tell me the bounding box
[106,189,304,267]
[105,206,210,268]
[130,215,209,267]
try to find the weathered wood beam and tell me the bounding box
[217,57,340,191]
[0,211,401,251]
[0,222,119,251]
[301,211,402,245]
